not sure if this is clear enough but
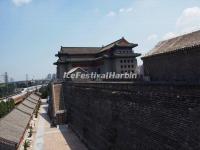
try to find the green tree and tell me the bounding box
[0,101,7,118]
[0,102,4,117]
[23,140,30,150]
[0,99,15,118]
[9,99,15,110]
[39,84,51,99]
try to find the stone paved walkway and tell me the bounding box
[32,99,87,150]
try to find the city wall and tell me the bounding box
[63,81,200,150]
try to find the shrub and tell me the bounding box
[0,100,15,118]
[23,140,30,150]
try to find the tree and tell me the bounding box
[6,100,14,112]
[10,99,15,110]
[0,99,15,118]
[39,84,51,99]
[0,102,4,117]
[0,101,7,117]
[23,140,30,150]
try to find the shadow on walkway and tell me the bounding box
[59,125,88,150]
[39,100,88,150]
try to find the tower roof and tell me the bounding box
[58,37,138,55]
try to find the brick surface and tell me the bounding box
[63,82,200,150]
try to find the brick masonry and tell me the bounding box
[63,81,200,150]
[142,48,200,82]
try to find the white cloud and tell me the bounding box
[119,8,133,13]
[176,7,200,27]
[162,32,176,40]
[162,6,200,40]
[119,8,125,13]
[107,7,133,17]
[107,11,116,17]
[147,34,158,41]
[181,26,200,34]
[12,0,32,7]
[126,8,133,13]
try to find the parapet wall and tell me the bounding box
[63,81,200,150]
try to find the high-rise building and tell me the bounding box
[46,74,52,80]
[5,72,8,84]
[52,73,56,80]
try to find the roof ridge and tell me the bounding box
[59,37,137,54]
[143,30,200,58]
[61,38,126,49]
[100,37,124,49]
[160,30,200,43]
[27,98,37,104]
[61,47,100,48]
[15,107,31,116]
[21,102,35,109]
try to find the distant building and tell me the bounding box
[5,72,8,84]
[46,74,52,80]
[10,78,14,83]
[0,75,4,83]
[52,73,56,80]
[142,30,200,82]
[136,65,144,76]
[54,38,141,79]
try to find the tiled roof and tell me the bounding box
[22,100,36,109]
[100,37,137,52]
[60,47,100,54]
[143,30,200,58]
[27,97,38,104]
[0,94,40,145]
[59,38,138,55]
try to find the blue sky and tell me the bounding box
[0,0,200,81]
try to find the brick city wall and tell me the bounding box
[63,81,200,150]
[142,47,200,82]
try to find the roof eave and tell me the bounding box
[142,45,200,59]
[115,43,138,48]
